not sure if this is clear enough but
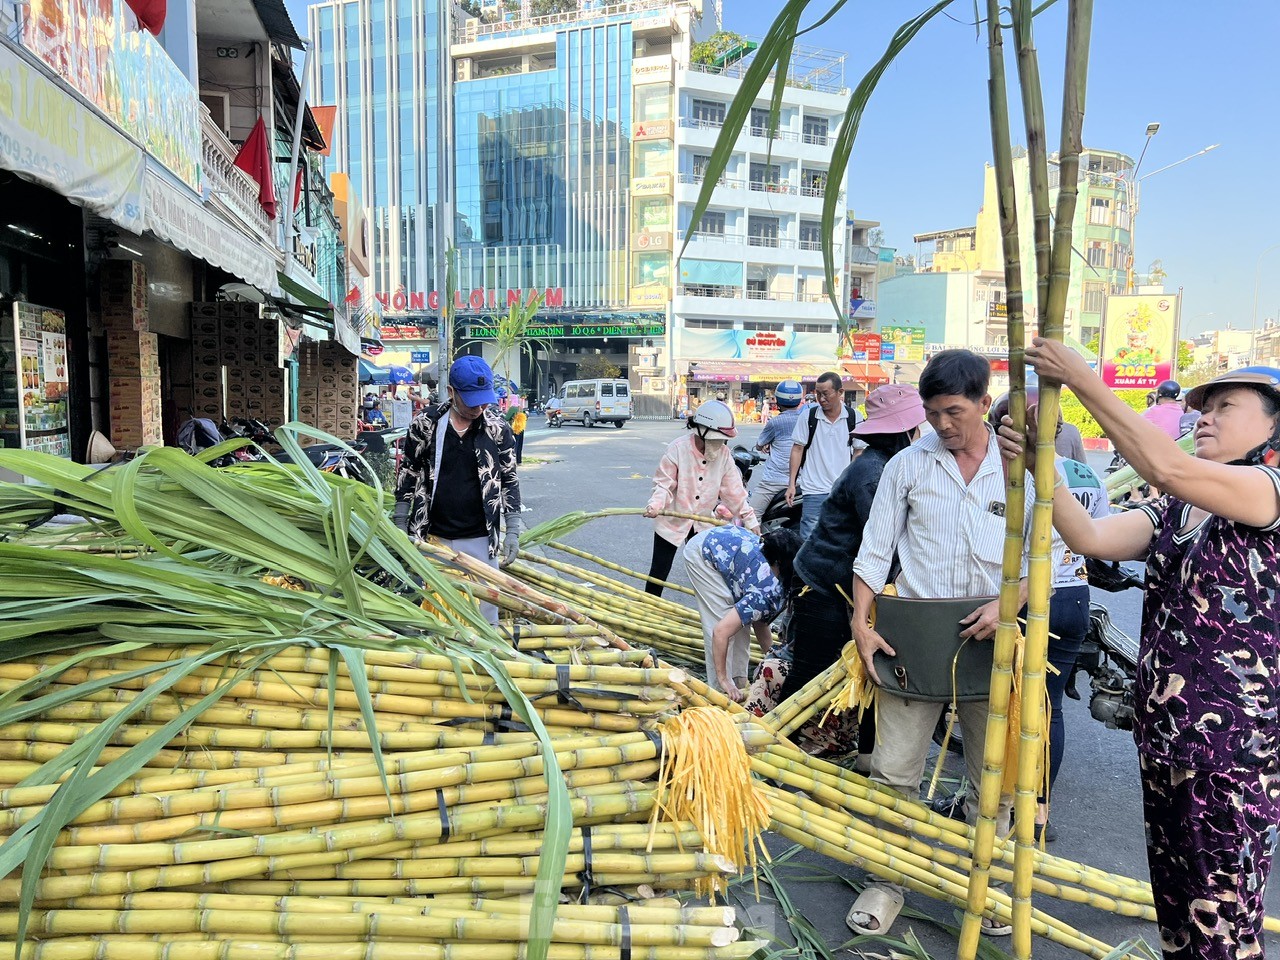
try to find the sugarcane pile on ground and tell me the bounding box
[0,442,1268,959]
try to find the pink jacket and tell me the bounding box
[647,434,760,545]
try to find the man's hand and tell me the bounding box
[755,442,771,455]
[392,501,412,534]
[852,620,895,686]
[995,414,1024,463]
[500,519,521,568]
[785,483,796,507]
[643,503,660,519]
[958,599,1002,641]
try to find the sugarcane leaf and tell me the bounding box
[468,646,571,960]
[820,1,956,324]
[193,437,254,463]
[335,644,393,809]
[1098,938,1161,960]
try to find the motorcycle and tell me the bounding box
[546,406,564,428]
[732,444,802,533]
[180,416,373,484]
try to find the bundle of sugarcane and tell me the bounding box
[1104,431,1196,502]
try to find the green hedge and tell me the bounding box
[1059,389,1149,439]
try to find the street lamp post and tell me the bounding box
[1250,243,1280,364]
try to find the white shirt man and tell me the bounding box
[786,371,856,538]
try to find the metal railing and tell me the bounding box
[676,284,743,299]
[201,112,274,241]
[680,116,726,132]
[749,180,797,195]
[747,235,797,249]
[677,172,747,189]
[677,230,747,245]
[802,131,831,146]
[455,0,676,42]
[846,244,879,265]
[748,125,801,143]
[745,289,796,301]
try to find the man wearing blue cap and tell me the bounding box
[394,355,522,623]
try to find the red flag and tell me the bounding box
[124,0,166,34]
[293,168,304,212]
[232,117,278,220]
[345,286,362,305]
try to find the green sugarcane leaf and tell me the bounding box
[335,644,393,810]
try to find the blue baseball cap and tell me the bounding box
[448,355,498,406]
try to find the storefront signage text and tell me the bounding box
[633,119,673,141]
[375,287,565,313]
[466,322,666,340]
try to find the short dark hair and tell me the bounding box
[816,371,842,393]
[863,430,917,457]
[760,528,803,598]
[919,350,990,403]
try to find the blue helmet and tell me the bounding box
[774,380,803,408]
[496,386,509,399]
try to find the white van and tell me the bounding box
[559,379,633,428]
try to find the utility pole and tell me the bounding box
[434,0,456,375]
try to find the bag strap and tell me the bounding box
[800,404,860,472]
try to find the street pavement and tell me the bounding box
[517,417,1279,957]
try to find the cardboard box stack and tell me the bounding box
[100,262,162,447]
[188,303,287,426]
[297,340,358,441]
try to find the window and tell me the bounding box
[801,167,828,197]
[802,115,828,144]
[616,384,629,397]
[692,153,713,181]
[686,317,735,328]
[1086,241,1108,268]
[1089,196,1111,226]
[698,211,726,235]
[799,220,823,250]
[601,382,614,397]
[746,279,768,297]
[1083,281,1106,314]
[749,162,780,190]
[794,322,834,333]
[751,321,784,330]
[750,107,772,137]
[748,216,779,246]
[690,98,725,126]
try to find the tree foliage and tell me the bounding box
[691,30,748,66]
[576,354,622,380]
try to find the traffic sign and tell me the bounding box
[411,350,432,363]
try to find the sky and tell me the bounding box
[283,0,1280,339]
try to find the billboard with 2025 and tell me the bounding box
[1100,294,1179,389]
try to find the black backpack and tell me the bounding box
[798,403,861,470]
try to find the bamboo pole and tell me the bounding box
[543,541,696,597]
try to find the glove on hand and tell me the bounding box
[500,517,521,568]
[392,500,412,534]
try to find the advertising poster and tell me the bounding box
[845,332,882,362]
[1100,293,1178,389]
[21,0,202,189]
[880,326,926,363]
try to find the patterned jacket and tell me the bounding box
[395,403,521,557]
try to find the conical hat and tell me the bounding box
[86,431,117,464]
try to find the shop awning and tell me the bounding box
[689,360,857,384]
[841,362,891,388]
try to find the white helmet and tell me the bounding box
[688,399,737,438]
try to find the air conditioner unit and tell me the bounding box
[456,59,473,81]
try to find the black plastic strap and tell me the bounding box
[482,728,496,746]
[644,728,664,761]
[511,623,521,650]
[576,825,595,903]
[619,905,632,960]
[436,789,451,842]
[556,663,576,706]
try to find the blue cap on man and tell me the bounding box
[448,355,498,407]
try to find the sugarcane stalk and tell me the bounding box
[543,541,695,597]
[959,4,1033,954]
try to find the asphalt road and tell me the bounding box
[516,417,1278,958]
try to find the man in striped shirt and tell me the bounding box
[846,349,1030,937]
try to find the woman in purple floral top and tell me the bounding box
[1006,342,1280,960]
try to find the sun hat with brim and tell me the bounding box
[852,384,926,436]
[1184,366,1280,413]
[448,355,499,406]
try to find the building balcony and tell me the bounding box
[201,111,276,248]
[673,285,844,321]
[847,243,880,265]
[677,229,747,247]
[748,180,797,196]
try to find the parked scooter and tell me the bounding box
[732,444,802,534]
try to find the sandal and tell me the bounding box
[846,883,904,936]
[981,915,1013,937]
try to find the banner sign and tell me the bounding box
[846,332,882,363]
[375,287,564,313]
[0,42,144,232]
[679,327,837,362]
[465,322,666,341]
[880,326,926,363]
[20,0,202,189]
[1100,293,1178,389]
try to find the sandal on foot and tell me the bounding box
[981,915,1013,937]
[846,883,904,936]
